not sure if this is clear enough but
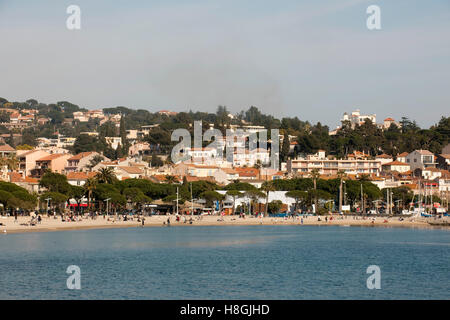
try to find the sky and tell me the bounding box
[0,0,449,129]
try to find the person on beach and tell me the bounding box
[14,212,17,223]
[301,218,303,225]
[141,217,145,227]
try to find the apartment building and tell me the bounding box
[17,149,50,176]
[405,150,436,170]
[32,153,73,177]
[65,152,103,172]
[233,148,270,167]
[287,151,381,176]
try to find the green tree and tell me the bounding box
[39,172,71,195]
[285,190,308,212]
[96,167,117,184]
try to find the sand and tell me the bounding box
[0,214,447,234]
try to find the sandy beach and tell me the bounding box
[1,214,447,234]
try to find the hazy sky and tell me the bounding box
[0,0,449,129]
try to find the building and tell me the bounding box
[341,109,376,128]
[396,152,409,163]
[17,149,50,176]
[32,153,73,177]
[183,147,218,163]
[67,172,97,186]
[287,151,381,176]
[65,152,104,172]
[0,144,16,157]
[422,167,444,180]
[105,137,122,150]
[116,166,144,180]
[436,154,450,170]
[212,168,240,185]
[233,148,270,167]
[158,110,178,116]
[381,161,410,173]
[405,150,436,170]
[375,154,394,165]
[383,117,401,129]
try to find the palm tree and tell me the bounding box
[309,168,320,213]
[226,189,242,215]
[261,181,275,216]
[96,167,117,184]
[85,155,104,172]
[164,175,178,184]
[244,190,265,215]
[84,178,97,211]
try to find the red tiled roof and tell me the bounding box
[66,172,97,180]
[68,152,94,161]
[376,154,393,159]
[383,161,410,166]
[118,166,143,174]
[0,144,15,152]
[37,154,68,161]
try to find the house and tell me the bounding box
[0,144,16,157]
[232,148,270,167]
[9,173,42,194]
[213,168,239,185]
[422,167,443,180]
[234,167,260,180]
[382,161,410,173]
[405,150,436,170]
[436,154,450,170]
[92,158,130,171]
[375,154,394,165]
[105,137,122,150]
[32,153,73,177]
[128,142,152,157]
[396,152,409,163]
[383,117,401,129]
[17,149,50,176]
[341,109,376,128]
[184,147,218,163]
[67,172,97,186]
[158,110,178,116]
[116,166,144,179]
[65,152,104,172]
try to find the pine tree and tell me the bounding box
[281,131,290,163]
[119,114,129,155]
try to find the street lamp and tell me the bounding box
[372,200,382,214]
[45,197,52,216]
[105,198,111,216]
[325,200,334,212]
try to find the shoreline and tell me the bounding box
[1,215,448,234]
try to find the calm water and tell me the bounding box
[0,226,449,299]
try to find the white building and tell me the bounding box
[287,151,381,176]
[233,148,270,167]
[405,150,436,170]
[341,109,376,128]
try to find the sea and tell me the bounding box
[0,225,449,299]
